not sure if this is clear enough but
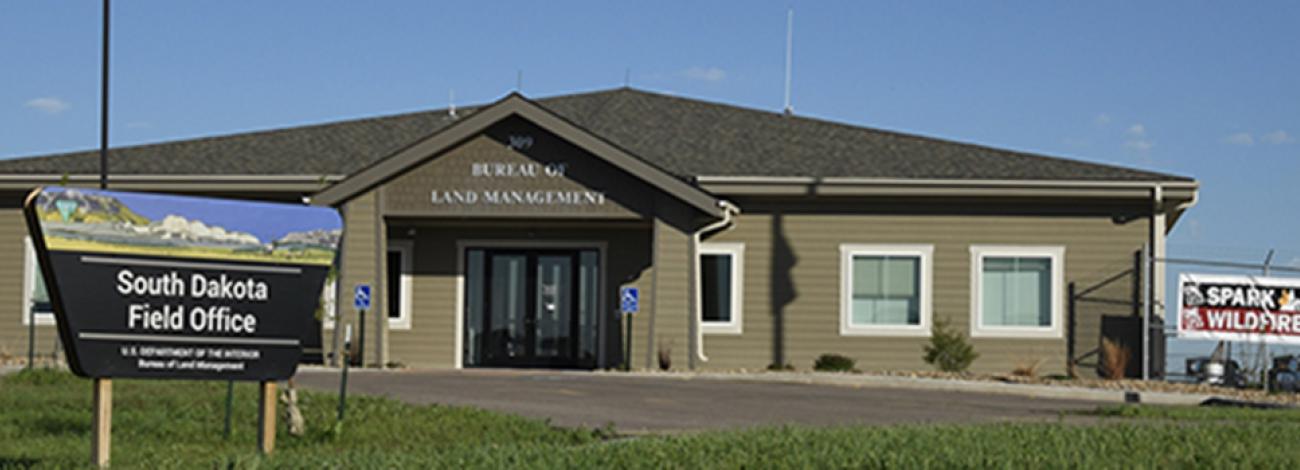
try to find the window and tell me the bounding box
[970,245,1064,338]
[699,243,743,334]
[387,240,413,330]
[22,238,54,326]
[840,244,933,336]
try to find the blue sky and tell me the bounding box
[3,2,1298,359]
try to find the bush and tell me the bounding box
[923,319,979,372]
[813,353,856,372]
[1011,358,1044,377]
[767,362,795,371]
[657,342,672,371]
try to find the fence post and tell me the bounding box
[1067,282,1077,378]
[1142,242,1152,381]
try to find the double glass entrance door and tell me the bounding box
[464,248,599,369]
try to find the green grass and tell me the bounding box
[2,369,1299,468]
[1087,403,1300,422]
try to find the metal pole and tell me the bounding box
[1142,242,1152,381]
[99,0,110,190]
[27,307,35,369]
[337,353,349,423]
[1262,249,1274,389]
[223,381,234,439]
[1067,282,1077,377]
[624,312,633,371]
[337,324,352,425]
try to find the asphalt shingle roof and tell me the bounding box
[0,88,1191,182]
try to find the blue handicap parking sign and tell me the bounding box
[354,284,371,310]
[620,287,638,314]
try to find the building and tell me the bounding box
[0,88,1197,374]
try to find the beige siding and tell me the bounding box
[700,211,1149,376]
[0,206,62,364]
[649,216,693,370]
[326,190,384,365]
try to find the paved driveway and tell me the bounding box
[294,368,1103,432]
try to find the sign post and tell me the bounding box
[91,378,111,467]
[258,381,277,454]
[353,284,370,367]
[23,187,343,465]
[620,287,638,371]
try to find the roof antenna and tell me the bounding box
[448,89,458,119]
[782,8,794,116]
[516,70,523,92]
[624,68,631,88]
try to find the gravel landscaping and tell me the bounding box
[867,370,1300,405]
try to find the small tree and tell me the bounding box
[923,319,979,373]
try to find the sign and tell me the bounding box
[1178,273,1300,344]
[24,187,343,380]
[354,284,371,310]
[620,286,639,314]
[430,161,607,207]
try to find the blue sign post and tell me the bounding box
[354,284,371,311]
[620,287,639,315]
[620,286,639,371]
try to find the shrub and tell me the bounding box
[1100,338,1130,380]
[813,353,856,372]
[1011,358,1044,377]
[657,342,672,371]
[767,362,795,372]
[923,319,979,373]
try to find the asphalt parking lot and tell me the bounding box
[294,368,1104,432]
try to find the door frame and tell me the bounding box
[455,240,607,369]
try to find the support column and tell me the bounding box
[650,215,692,370]
[373,190,387,367]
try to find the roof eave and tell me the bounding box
[695,175,1198,202]
[0,174,345,193]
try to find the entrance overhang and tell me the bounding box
[311,93,725,219]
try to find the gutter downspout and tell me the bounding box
[1144,184,1165,381]
[693,200,741,366]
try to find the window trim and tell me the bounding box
[22,237,55,326]
[387,239,414,330]
[699,242,744,335]
[839,244,934,337]
[320,276,339,329]
[969,245,1065,339]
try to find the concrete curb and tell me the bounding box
[603,371,1213,406]
[299,366,1217,406]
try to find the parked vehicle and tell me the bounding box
[1267,355,1299,393]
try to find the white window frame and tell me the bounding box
[839,244,933,337]
[387,240,414,330]
[320,276,339,329]
[969,245,1065,339]
[22,237,55,326]
[699,242,744,335]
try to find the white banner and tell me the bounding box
[1178,273,1300,345]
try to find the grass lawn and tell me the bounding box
[2,369,1298,468]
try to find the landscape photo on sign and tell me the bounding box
[30,187,341,265]
[24,187,344,380]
